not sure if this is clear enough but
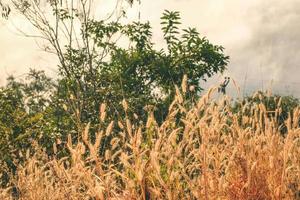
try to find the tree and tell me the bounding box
[9,0,229,137]
[114,10,229,121]
[10,0,140,133]
[233,91,300,134]
[0,70,56,183]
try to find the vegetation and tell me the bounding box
[1,1,222,144]
[0,87,299,199]
[0,0,299,199]
[0,0,229,174]
[233,91,300,134]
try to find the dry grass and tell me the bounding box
[0,85,299,200]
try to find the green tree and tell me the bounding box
[0,70,56,182]
[111,10,229,121]
[233,91,300,134]
[10,0,229,136]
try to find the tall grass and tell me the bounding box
[1,85,299,199]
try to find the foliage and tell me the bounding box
[10,0,229,138]
[56,9,229,128]
[0,70,56,176]
[233,91,300,134]
[1,3,229,183]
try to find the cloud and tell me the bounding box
[1,0,300,97]
[229,0,300,96]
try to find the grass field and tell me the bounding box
[1,87,299,200]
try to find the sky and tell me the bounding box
[1,0,300,97]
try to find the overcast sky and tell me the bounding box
[1,0,300,97]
